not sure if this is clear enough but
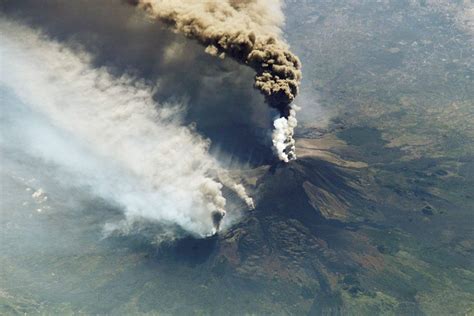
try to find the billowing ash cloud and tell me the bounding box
[130,0,302,162]
[0,19,254,237]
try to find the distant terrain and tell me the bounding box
[1,0,473,314]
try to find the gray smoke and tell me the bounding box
[0,18,254,237]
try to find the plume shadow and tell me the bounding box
[1,0,275,165]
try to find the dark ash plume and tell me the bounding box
[129,0,302,162]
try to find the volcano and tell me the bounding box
[1,0,473,315]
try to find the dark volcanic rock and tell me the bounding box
[205,158,389,313]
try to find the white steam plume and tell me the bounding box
[217,171,255,210]
[0,19,251,237]
[272,105,299,162]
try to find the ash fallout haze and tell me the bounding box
[0,0,473,315]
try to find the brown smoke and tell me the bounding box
[128,0,302,160]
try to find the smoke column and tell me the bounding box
[0,19,253,237]
[129,0,302,162]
